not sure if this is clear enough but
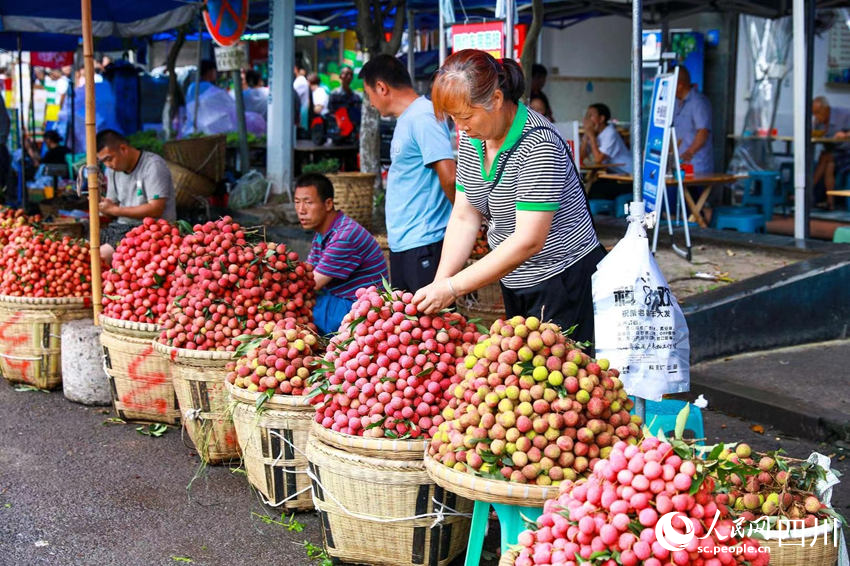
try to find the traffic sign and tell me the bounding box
[203,0,249,47]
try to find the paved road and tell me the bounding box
[1,379,847,566]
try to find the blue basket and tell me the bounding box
[631,398,705,443]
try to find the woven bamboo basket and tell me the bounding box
[499,548,519,566]
[40,219,85,239]
[310,420,428,460]
[374,232,391,276]
[326,172,375,232]
[424,453,558,507]
[99,316,180,425]
[163,134,226,183]
[152,341,239,464]
[306,428,472,566]
[758,520,840,566]
[228,382,314,510]
[456,257,505,328]
[0,295,91,389]
[166,160,217,209]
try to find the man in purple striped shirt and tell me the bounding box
[295,173,389,335]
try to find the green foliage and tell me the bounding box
[127,130,164,156]
[301,158,340,175]
[136,423,169,437]
[304,541,332,566]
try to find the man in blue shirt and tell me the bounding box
[359,54,456,293]
[673,66,713,175]
[812,96,850,210]
[185,60,217,102]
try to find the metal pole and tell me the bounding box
[193,8,203,133]
[631,0,643,204]
[81,0,103,323]
[232,69,250,174]
[505,0,515,59]
[266,0,295,196]
[438,1,447,64]
[70,63,76,154]
[17,35,26,212]
[407,9,415,81]
[793,0,808,239]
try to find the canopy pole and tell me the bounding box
[193,8,202,133]
[407,9,415,80]
[505,0,515,59]
[232,69,250,174]
[631,0,643,204]
[438,0,447,64]
[17,35,27,212]
[792,0,812,240]
[81,0,103,324]
[70,62,76,154]
[266,0,295,196]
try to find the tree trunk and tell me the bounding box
[162,27,187,140]
[520,0,545,101]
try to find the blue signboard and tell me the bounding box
[642,71,677,213]
[203,0,248,47]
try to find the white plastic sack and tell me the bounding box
[229,170,268,209]
[592,218,690,401]
[182,86,238,137]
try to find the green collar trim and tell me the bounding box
[471,103,529,182]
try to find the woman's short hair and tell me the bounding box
[431,49,525,120]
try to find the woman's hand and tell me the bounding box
[412,278,456,314]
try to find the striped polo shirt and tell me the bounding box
[457,104,599,289]
[307,212,389,300]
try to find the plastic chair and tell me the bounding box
[464,501,543,566]
[589,199,614,216]
[778,162,793,214]
[741,170,781,223]
[631,398,705,443]
[614,194,632,218]
[713,212,766,233]
[709,206,760,228]
[833,226,850,243]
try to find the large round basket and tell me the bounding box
[99,316,179,425]
[166,160,217,209]
[309,419,428,460]
[499,548,519,566]
[40,219,85,239]
[152,341,239,464]
[757,520,840,566]
[163,134,226,183]
[228,382,314,511]
[0,295,91,390]
[456,258,505,328]
[374,233,391,275]
[306,422,471,566]
[424,453,558,507]
[325,172,375,232]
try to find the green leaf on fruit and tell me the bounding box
[104,294,122,301]
[384,430,399,439]
[674,403,690,440]
[501,455,514,467]
[415,366,435,378]
[589,551,612,560]
[347,316,366,332]
[689,475,705,495]
[563,324,578,336]
[365,417,386,430]
[255,389,274,409]
[381,275,393,295]
[176,220,194,235]
[707,442,725,461]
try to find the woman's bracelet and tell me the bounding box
[446,277,459,299]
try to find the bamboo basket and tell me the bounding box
[310,419,428,460]
[757,520,840,566]
[374,232,391,276]
[500,548,519,566]
[0,295,91,389]
[40,219,85,239]
[306,425,472,566]
[228,382,314,510]
[326,172,375,232]
[424,453,558,507]
[456,257,505,328]
[152,341,239,464]
[166,160,217,209]
[163,134,226,183]
[100,316,180,425]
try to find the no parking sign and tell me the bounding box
[203,0,249,47]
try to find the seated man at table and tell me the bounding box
[96,129,177,265]
[295,173,388,335]
[581,103,632,199]
[812,95,850,210]
[673,66,713,175]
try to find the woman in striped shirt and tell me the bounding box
[412,49,605,344]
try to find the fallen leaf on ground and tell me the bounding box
[726,249,735,257]
[34,540,49,547]
[751,425,765,434]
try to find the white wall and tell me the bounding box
[734,14,850,137]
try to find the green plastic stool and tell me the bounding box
[833,226,850,244]
[464,501,543,566]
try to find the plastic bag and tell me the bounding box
[592,213,690,401]
[182,86,238,137]
[228,170,268,209]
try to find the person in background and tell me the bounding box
[414,49,604,346]
[581,103,633,199]
[328,65,362,129]
[96,129,176,265]
[242,69,268,120]
[812,95,850,210]
[185,59,217,102]
[25,130,71,167]
[672,65,712,175]
[293,62,310,130]
[530,63,554,122]
[529,96,550,120]
[295,173,388,335]
[308,73,329,116]
[359,54,457,293]
[0,95,9,202]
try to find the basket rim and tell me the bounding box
[424,452,557,506]
[0,294,89,306]
[99,315,160,334]
[226,380,313,408]
[324,171,377,178]
[152,339,236,360]
[309,419,429,457]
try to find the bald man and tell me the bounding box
[672,66,713,175]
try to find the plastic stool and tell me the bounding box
[589,199,614,216]
[614,194,632,218]
[709,206,760,228]
[741,170,780,223]
[713,212,765,233]
[464,501,543,566]
[630,398,705,443]
[833,226,850,243]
